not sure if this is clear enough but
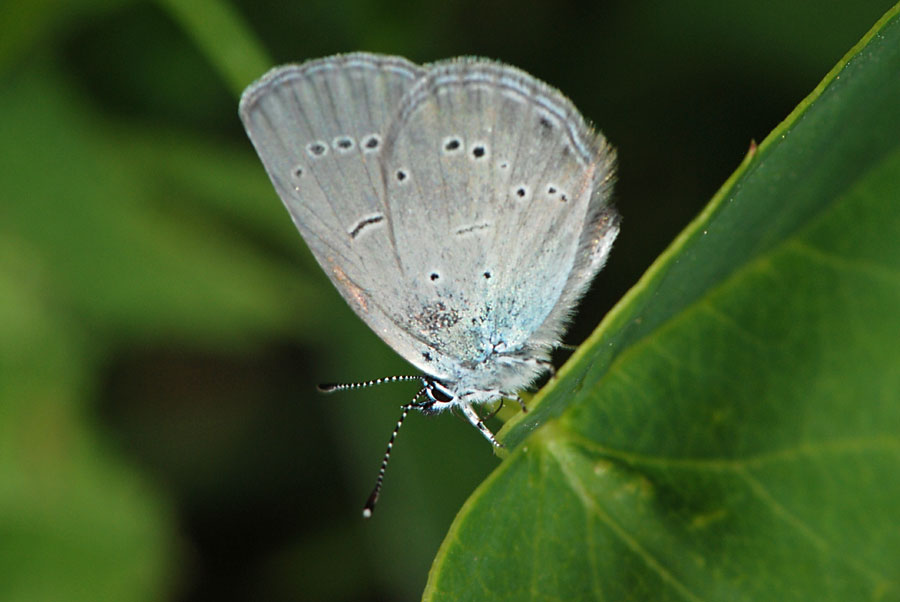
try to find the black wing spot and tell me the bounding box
[349,214,385,239]
[396,169,408,182]
[334,136,354,151]
[423,352,432,362]
[547,185,557,194]
[455,223,490,236]
[363,135,381,151]
[471,145,486,159]
[539,116,554,131]
[430,272,440,281]
[290,165,304,191]
[443,137,462,152]
[483,271,492,279]
[307,142,327,157]
[515,185,528,199]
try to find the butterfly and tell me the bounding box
[239,53,618,515]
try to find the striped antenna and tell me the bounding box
[317,375,424,392]
[363,387,427,518]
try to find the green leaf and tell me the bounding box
[425,4,900,601]
[156,0,271,97]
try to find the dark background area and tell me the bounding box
[1,0,894,600]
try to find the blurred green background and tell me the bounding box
[0,0,895,600]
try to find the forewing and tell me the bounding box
[239,53,433,367]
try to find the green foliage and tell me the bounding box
[1,0,898,600]
[426,6,900,600]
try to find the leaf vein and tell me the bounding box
[736,466,895,589]
[785,238,900,284]
[697,302,770,350]
[547,440,707,602]
[562,430,900,472]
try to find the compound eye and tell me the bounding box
[428,381,455,403]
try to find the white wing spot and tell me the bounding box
[501,90,526,104]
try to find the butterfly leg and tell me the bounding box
[513,395,528,413]
[461,404,504,448]
[480,399,505,421]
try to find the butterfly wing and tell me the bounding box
[379,58,618,391]
[240,53,445,371]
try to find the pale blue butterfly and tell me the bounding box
[239,53,619,516]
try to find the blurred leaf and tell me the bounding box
[0,0,134,74]
[426,4,900,601]
[156,0,271,97]
[0,236,177,602]
[0,65,331,348]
